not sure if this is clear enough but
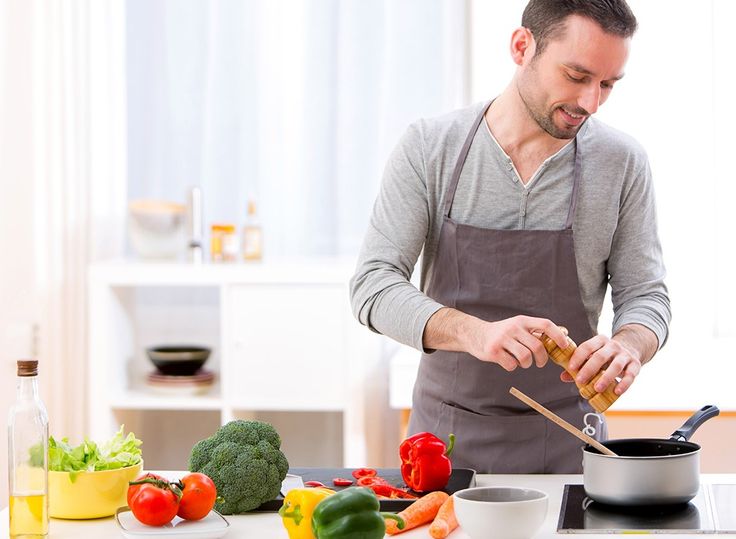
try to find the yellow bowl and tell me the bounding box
[49,462,143,519]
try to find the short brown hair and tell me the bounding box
[522,0,637,55]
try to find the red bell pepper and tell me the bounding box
[399,432,455,492]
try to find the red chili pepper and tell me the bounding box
[387,487,418,499]
[332,477,353,486]
[304,480,328,488]
[364,483,393,497]
[399,432,455,492]
[364,483,418,499]
[351,467,377,479]
[356,476,390,487]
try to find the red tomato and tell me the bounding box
[127,473,166,508]
[127,474,180,527]
[177,473,217,521]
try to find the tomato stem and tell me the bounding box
[129,477,183,500]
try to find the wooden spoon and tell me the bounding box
[509,386,618,457]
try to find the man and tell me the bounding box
[349,0,671,474]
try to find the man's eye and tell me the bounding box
[601,82,614,90]
[566,73,585,83]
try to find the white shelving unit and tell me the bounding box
[88,258,389,469]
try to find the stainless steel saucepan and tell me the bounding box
[583,405,720,506]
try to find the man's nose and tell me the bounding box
[578,85,601,115]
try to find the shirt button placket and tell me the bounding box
[507,160,517,182]
[520,190,530,228]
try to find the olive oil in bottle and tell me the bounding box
[8,360,49,538]
[9,494,47,537]
[242,200,263,261]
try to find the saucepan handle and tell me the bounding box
[669,404,720,441]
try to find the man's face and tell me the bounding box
[516,15,630,139]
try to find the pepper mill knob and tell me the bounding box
[538,330,619,413]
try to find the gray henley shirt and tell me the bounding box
[349,101,671,351]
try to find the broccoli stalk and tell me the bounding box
[188,420,289,514]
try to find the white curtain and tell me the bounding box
[125,0,469,257]
[32,0,127,441]
[0,0,37,508]
[1,0,468,483]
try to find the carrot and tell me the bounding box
[429,494,458,539]
[385,490,449,535]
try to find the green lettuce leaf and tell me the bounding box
[47,425,142,482]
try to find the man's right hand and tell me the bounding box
[423,308,568,371]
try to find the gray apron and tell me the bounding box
[408,101,605,474]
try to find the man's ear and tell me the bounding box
[510,27,536,66]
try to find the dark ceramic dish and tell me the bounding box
[146,345,211,376]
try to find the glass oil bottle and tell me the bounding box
[242,199,263,261]
[8,359,49,538]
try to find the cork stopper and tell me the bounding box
[17,359,38,377]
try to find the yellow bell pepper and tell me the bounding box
[279,487,335,539]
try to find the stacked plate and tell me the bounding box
[146,370,215,396]
[145,345,215,395]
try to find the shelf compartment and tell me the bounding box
[109,385,223,411]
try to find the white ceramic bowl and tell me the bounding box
[453,486,548,539]
[128,199,186,259]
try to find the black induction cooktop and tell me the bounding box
[558,484,736,534]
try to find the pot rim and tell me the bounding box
[582,440,701,460]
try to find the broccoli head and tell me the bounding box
[188,419,289,514]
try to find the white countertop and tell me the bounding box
[89,257,357,285]
[3,473,735,538]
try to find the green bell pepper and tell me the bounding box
[311,486,404,539]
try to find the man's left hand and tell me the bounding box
[561,333,640,396]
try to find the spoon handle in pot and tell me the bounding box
[509,387,618,457]
[670,404,720,441]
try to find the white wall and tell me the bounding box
[0,1,38,506]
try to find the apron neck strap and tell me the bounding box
[444,100,584,229]
[444,101,493,218]
[564,139,583,230]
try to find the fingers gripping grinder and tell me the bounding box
[538,330,620,414]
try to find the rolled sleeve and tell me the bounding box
[349,122,446,352]
[607,162,672,349]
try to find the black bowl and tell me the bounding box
[146,345,211,376]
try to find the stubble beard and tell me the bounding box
[516,78,585,140]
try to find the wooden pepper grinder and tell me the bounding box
[538,330,619,413]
